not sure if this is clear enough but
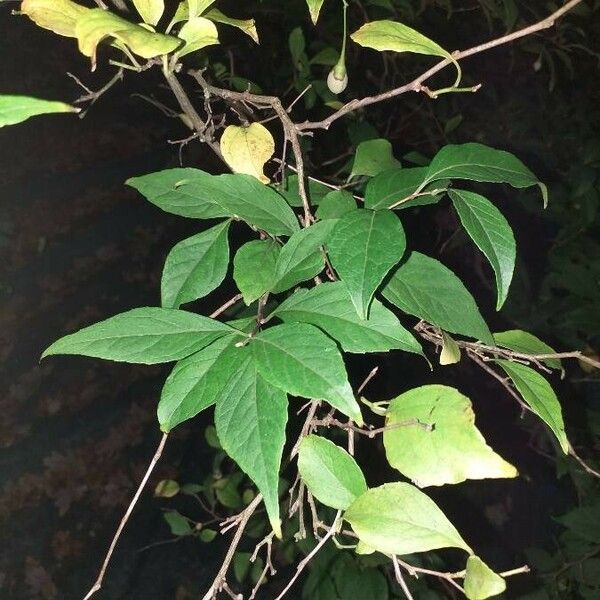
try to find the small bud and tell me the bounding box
[327,65,348,94]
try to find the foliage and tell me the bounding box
[6,0,600,598]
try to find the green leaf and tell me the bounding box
[158,335,241,431]
[449,189,516,310]
[298,435,367,510]
[364,167,442,210]
[383,385,518,487]
[306,0,326,24]
[133,0,164,25]
[127,168,226,219]
[161,220,230,309]
[127,169,300,236]
[316,191,357,220]
[351,20,451,60]
[344,482,472,555]
[273,282,422,354]
[176,16,219,58]
[74,9,181,68]
[251,323,362,423]
[204,9,258,43]
[233,240,280,305]
[274,174,330,208]
[424,143,547,206]
[272,220,337,293]
[382,252,493,344]
[42,307,241,364]
[164,511,192,536]
[496,360,568,453]
[327,209,406,319]
[493,330,562,372]
[554,506,600,544]
[464,556,506,600]
[215,345,287,537]
[154,479,180,498]
[0,95,79,127]
[351,139,402,178]
[21,0,90,37]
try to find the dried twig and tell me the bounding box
[295,0,584,131]
[202,494,263,600]
[274,511,341,600]
[82,433,169,600]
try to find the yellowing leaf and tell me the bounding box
[176,16,219,58]
[464,556,506,600]
[384,385,518,487]
[440,330,461,365]
[188,0,216,17]
[132,0,164,26]
[220,123,275,184]
[21,0,90,37]
[74,8,181,69]
[306,0,326,24]
[204,9,259,43]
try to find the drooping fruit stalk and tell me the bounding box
[327,0,349,94]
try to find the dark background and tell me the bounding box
[1,1,598,599]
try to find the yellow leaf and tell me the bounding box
[440,330,461,365]
[220,123,275,184]
[74,9,180,69]
[132,0,164,26]
[21,0,90,38]
[176,16,219,58]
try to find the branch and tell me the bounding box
[82,432,169,600]
[273,511,341,600]
[202,494,263,600]
[163,70,224,162]
[189,70,314,226]
[296,0,584,131]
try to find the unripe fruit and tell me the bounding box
[327,65,348,94]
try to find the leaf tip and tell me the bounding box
[271,518,283,539]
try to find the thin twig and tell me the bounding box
[392,555,415,600]
[69,67,124,112]
[202,494,263,600]
[274,511,341,600]
[569,444,600,479]
[82,433,169,600]
[210,293,243,319]
[189,71,314,227]
[296,0,584,131]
